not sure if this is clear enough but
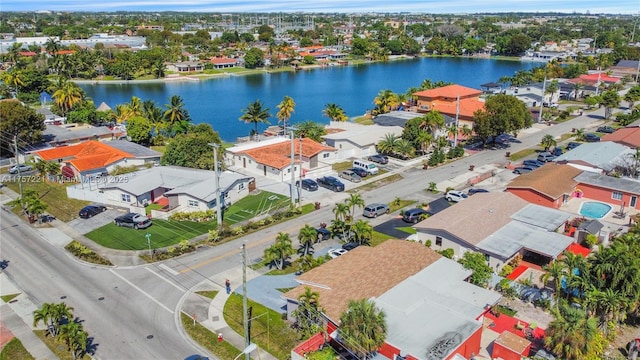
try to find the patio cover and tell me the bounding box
[478,222,574,260]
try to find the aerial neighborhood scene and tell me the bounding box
[2,1,640,359]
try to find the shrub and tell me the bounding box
[499,264,514,277]
[437,248,454,259]
[584,233,598,249]
[231,227,245,236]
[178,240,192,253]
[427,182,438,193]
[110,165,139,175]
[169,210,215,222]
[207,229,221,243]
[425,239,432,248]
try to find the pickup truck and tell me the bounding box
[316,176,345,192]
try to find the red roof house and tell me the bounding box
[413,84,485,127]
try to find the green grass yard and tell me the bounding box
[223,191,288,225]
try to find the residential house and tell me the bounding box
[36,107,66,125]
[554,142,635,174]
[412,85,485,129]
[601,127,640,148]
[285,240,501,360]
[609,60,640,79]
[413,192,574,271]
[67,165,254,217]
[574,171,640,211]
[34,140,160,180]
[506,163,583,209]
[492,331,531,360]
[372,111,424,127]
[322,124,403,160]
[209,57,238,69]
[225,137,336,182]
[41,124,124,146]
[165,61,204,72]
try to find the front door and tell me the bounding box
[631,196,637,208]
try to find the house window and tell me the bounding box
[248,160,252,164]
[121,194,130,202]
[612,191,623,200]
[323,153,329,158]
[435,236,442,246]
[238,183,245,190]
[485,254,490,262]
[188,200,198,207]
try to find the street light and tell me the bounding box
[145,233,152,258]
[208,143,222,228]
[233,343,257,360]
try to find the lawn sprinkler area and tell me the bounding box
[223,192,289,225]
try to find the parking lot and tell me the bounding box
[68,207,126,234]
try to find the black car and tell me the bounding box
[316,176,345,192]
[367,154,388,164]
[296,178,318,191]
[597,126,615,134]
[342,242,360,251]
[468,188,489,195]
[402,208,429,223]
[513,167,534,174]
[316,227,331,241]
[349,167,368,178]
[523,159,544,168]
[114,213,152,229]
[79,205,107,219]
[584,133,601,142]
[566,142,581,150]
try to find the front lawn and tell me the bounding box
[85,219,212,250]
[4,181,89,222]
[0,338,34,360]
[180,312,239,359]
[223,191,289,225]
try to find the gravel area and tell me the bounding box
[498,297,554,329]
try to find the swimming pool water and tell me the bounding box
[579,201,612,219]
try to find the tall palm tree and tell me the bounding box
[572,82,583,100]
[544,303,599,360]
[351,219,373,245]
[323,103,348,122]
[345,194,365,220]
[373,89,398,115]
[264,232,294,270]
[415,130,433,153]
[419,111,445,135]
[1,69,25,98]
[333,202,350,222]
[339,298,387,359]
[239,100,271,137]
[33,303,54,335]
[276,95,296,130]
[292,287,323,338]
[298,225,317,256]
[541,261,567,296]
[394,138,416,158]
[163,95,191,134]
[540,134,557,151]
[53,80,85,116]
[376,133,397,155]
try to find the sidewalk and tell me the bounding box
[183,266,279,360]
[0,273,58,360]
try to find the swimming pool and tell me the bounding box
[579,201,612,219]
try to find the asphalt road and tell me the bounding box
[0,105,613,360]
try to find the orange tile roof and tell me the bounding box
[209,57,237,64]
[283,240,441,322]
[429,98,485,118]
[413,84,482,99]
[506,163,582,200]
[236,138,335,169]
[35,140,134,172]
[601,127,640,148]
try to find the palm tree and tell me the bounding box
[1,69,25,98]
[345,194,365,220]
[572,83,583,100]
[540,134,557,151]
[298,225,317,256]
[152,59,166,79]
[540,261,566,296]
[329,219,347,241]
[292,287,323,338]
[460,124,473,138]
[394,138,415,159]
[333,203,350,222]
[373,89,398,115]
[339,298,387,359]
[264,232,294,270]
[323,103,348,122]
[276,95,296,130]
[163,95,191,134]
[53,80,85,116]
[376,133,397,155]
[419,111,445,135]
[415,130,433,153]
[351,219,373,245]
[59,321,87,360]
[240,100,271,137]
[574,128,585,141]
[544,303,599,360]
[33,303,55,335]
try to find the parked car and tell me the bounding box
[468,188,489,195]
[566,142,581,150]
[114,213,152,229]
[597,126,615,134]
[584,133,601,142]
[328,248,348,258]
[523,159,544,168]
[349,167,368,178]
[296,179,318,191]
[342,242,360,251]
[9,164,33,174]
[445,190,468,203]
[362,203,390,218]
[537,152,556,163]
[513,167,534,174]
[339,170,362,183]
[79,205,107,219]
[316,227,331,241]
[551,147,563,156]
[316,176,345,192]
[367,154,388,164]
[402,208,429,223]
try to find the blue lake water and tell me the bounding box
[80,57,537,142]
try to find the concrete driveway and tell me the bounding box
[67,208,124,234]
[235,274,299,313]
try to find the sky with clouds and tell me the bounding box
[2,0,639,13]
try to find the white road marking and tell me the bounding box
[108,269,173,314]
[145,267,184,292]
[158,263,180,276]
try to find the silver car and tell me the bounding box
[339,170,361,183]
[363,203,390,218]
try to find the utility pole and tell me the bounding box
[595,67,602,97]
[289,129,296,207]
[13,136,24,212]
[538,77,546,123]
[453,96,460,147]
[209,143,222,228]
[298,137,302,204]
[242,243,250,360]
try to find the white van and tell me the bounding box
[352,159,379,175]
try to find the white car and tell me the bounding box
[328,248,348,258]
[445,190,468,203]
[9,164,33,174]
